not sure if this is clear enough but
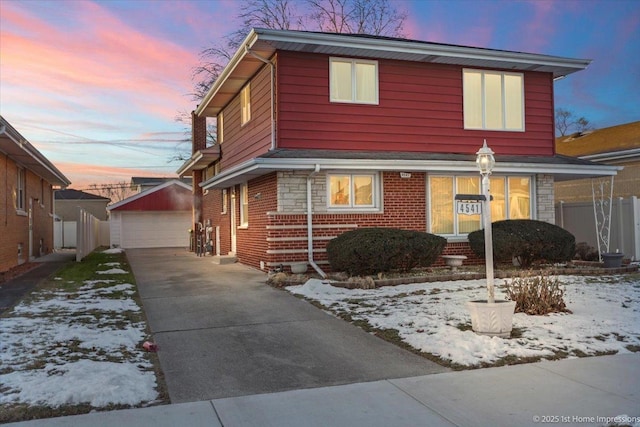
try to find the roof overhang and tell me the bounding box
[0,116,71,187]
[176,146,221,177]
[201,151,619,190]
[195,28,591,117]
[579,148,640,163]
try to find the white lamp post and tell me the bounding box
[476,139,496,304]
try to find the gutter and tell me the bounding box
[245,46,276,151]
[307,164,327,278]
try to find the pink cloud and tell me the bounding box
[1,1,198,123]
[57,162,179,189]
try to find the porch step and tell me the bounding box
[212,255,237,265]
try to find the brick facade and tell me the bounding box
[1,152,55,274]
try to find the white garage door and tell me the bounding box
[120,212,191,248]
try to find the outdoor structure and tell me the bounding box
[555,121,640,260]
[108,180,192,249]
[0,115,71,275]
[54,189,110,221]
[177,28,619,273]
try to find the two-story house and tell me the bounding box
[177,28,618,276]
[1,115,71,276]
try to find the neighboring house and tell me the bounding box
[0,115,71,275]
[555,121,640,260]
[108,180,193,249]
[555,121,640,203]
[130,176,192,194]
[177,28,618,274]
[54,189,111,221]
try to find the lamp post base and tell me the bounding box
[466,300,517,338]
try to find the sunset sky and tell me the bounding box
[1,0,638,189]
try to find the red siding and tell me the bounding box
[112,185,192,211]
[276,51,555,156]
[219,64,273,172]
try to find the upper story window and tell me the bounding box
[327,173,379,210]
[330,58,378,104]
[218,111,224,143]
[241,84,251,125]
[463,69,524,131]
[16,167,26,212]
[429,174,531,237]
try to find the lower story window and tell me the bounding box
[240,183,248,226]
[328,173,377,209]
[429,175,531,236]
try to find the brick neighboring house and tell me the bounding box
[177,28,619,275]
[0,115,71,276]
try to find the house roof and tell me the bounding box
[195,28,591,117]
[0,115,71,187]
[108,179,192,211]
[55,189,110,201]
[176,146,221,177]
[555,121,640,162]
[200,148,620,190]
[130,176,192,187]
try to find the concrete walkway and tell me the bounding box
[125,248,447,402]
[0,250,75,313]
[7,353,640,427]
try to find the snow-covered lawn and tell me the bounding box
[0,249,161,420]
[288,273,640,368]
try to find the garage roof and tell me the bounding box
[108,180,192,211]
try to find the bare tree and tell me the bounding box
[84,182,136,204]
[308,0,406,36]
[555,108,594,136]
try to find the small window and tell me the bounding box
[328,173,377,209]
[218,111,224,143]
[221,189,228,214]
[330,58,378,104]
[463,69,524,131]
[240,183,248,226]
[16,167,26,211]
[241,84,251,125]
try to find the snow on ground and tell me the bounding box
[288,274,640,367]
[0,278,157,407]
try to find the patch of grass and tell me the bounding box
[0,248,169,424]
[625,344,640,352]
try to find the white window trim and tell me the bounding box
[326,172,381,212]
[219,111,224,143]
[463,69,525,132]
[427,174,533,237]
[221,188,228,215]
[16,167,26,213]
[329,57,379,105]
[239,183,249,227]
[241,84,251,125]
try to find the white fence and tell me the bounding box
[555,196,640,261]
[54,210,110,261]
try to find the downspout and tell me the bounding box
[245,46,276,150]
[307,164,327,278]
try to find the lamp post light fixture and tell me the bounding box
[476,139,496,304]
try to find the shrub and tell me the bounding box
[468,220,575,268]
[574,242,599,261]
[505,270,572,315]
[326,228,446,276]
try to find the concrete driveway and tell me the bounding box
[126,248,448,403]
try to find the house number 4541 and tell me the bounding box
[456,201,482,215]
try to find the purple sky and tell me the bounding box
[1,0,638,188]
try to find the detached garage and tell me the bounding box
[108,180,192,249]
